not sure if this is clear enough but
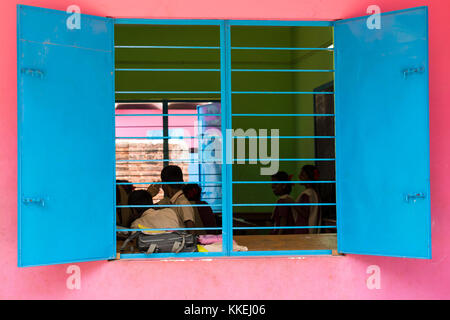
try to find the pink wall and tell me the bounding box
[1,0,449,299]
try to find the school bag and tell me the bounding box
[120,231,198,254]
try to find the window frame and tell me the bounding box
[114,18,337,260]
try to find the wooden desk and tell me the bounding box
[234,233,337,251]
[117,233,337,254]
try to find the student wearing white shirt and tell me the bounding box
[147,165,196,232]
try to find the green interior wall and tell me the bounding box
[114,24,334,217]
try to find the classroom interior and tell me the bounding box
[114,23,338,255]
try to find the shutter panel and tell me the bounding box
[17,5,115,266]
[334,7,431,258]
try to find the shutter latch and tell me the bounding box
[403,66,425,79]
[21,68,45,79]
[405,192,427,203]
[22,197,45,207]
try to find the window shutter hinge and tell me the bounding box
[403,66,425,79]
[21,68,45,79]
[22,197,46,207]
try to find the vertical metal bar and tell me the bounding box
[162,100,169,167]
[332,23,342,254]
[111,18,117,259]
[221,20,233,256]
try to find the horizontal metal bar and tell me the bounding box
[232,91,334,94]
[232,181,335,184]
[114,18,224,25]
[119,252,227,259]
[118,135,334,139]
[233,136,335,139]
[116,91,221,94]
[116,68,220,72]
[116,159,219,163]
[115,45,220,49]
[232,113,334,117]
[233,226,337,230]
[115,114,221,117]
[117,227,222,232]
[231,46,333,51]
[232,203,336,207]
[228,20,333,27]
[117,204,222,208]
[230,250,333,257]
[232,69,334,72]
[115,136,197,139]
[233,158,335,162]
[117,182,222,185]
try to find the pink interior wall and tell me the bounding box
[1,0,449,299]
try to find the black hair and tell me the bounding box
[271,171,292,195]
[128,190,153,217]
[183,183,202,202]
[301,165,320,181]
[161,165,184,190]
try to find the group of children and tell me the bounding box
[116,165,217,235]
[271,165,322,235]
[117,164,322,236]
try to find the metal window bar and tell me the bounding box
[114,20,337,259]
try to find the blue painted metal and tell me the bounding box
[231,46,332,50]
[116,91,221,94]
[232,113,334,116]
[228,20,333,27]
[233,136,335,139]
[232,69,335,72]
[118,227,222,232]
[222,20,233,255]
[230,250,333,257]
[232,181,335,184]
[115,113,221,116]
[115,45,219,49]
[233,158,335,162]
[232,91,334,94]
[114,18,223,25]
[118,204,222,208]
[116,68,220,71]
[17,5,115,267]
[232,203,336,207]
[233,226,336,230]
[335,7,431,259]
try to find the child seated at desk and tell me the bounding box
[128,190,183,233]
[270,171,300,235]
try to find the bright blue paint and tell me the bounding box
[232,181,335,184]
[115,114,221,116]
[232,69,334,72]
[230,250,333,257]
[232,91,334,94]
[335,7,431,259]
[115,45,220,49]
[233,226,336,230]
[116,68,220,71]
[114,19,223,25]
[231,47,332,51]
[17,5,115,267]
[232,203,336,207]
[232,114,334,116]
[228,20,333,27]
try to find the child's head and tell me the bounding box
[271,171,292,196]
[128,190,153,217]
[299,165,320,186]
[160,165,184,195]
[183,183,202,201]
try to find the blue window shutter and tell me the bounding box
[334,7,431,258]
[17,5,115,267]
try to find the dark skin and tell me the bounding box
[271,178,289,235]
[162,184,195,232]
